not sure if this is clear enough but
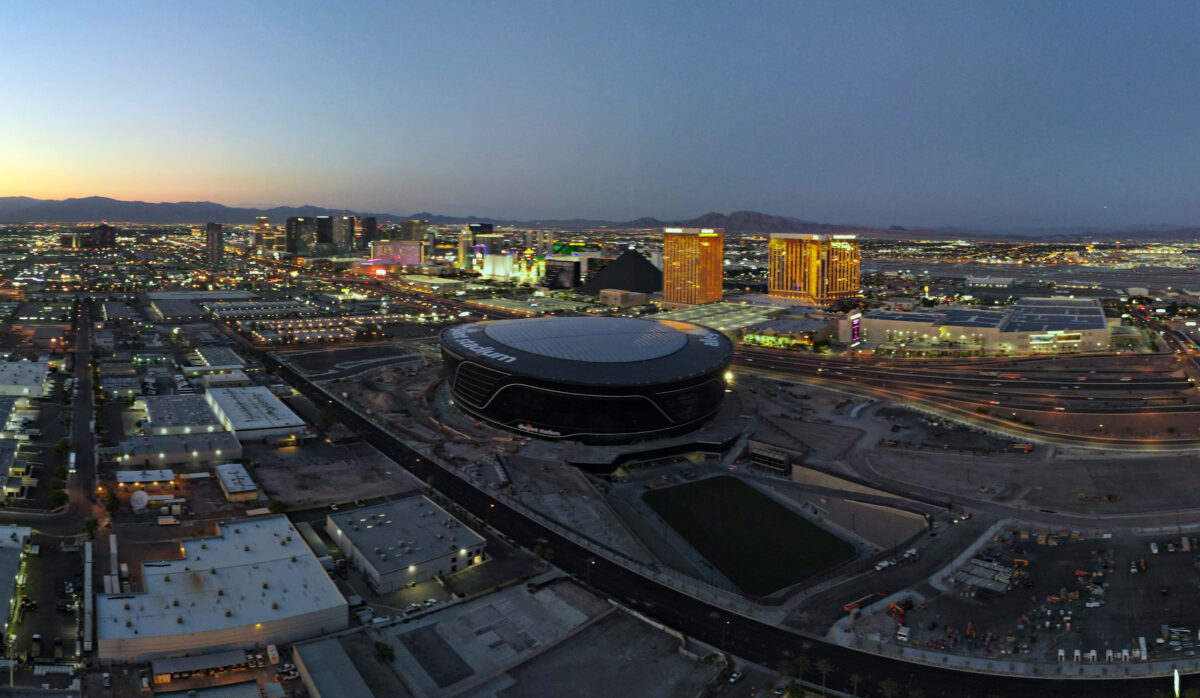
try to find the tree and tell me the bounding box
[374,641,395,662]
[792,656,809,685]
[48,489,69,509]
[815,658,833,695]
[54,438,70,455]
[849,674,863,697]
[84,518,99,537]
[878,678,900,698]
[316,407,337,432]
[104,489,118,514]
[776,659,796,678]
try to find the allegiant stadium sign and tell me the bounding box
[449,328,518,364]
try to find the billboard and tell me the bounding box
[544,259,581,289]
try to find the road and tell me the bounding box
[262,351,1171,697]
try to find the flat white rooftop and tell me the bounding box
[139,395,221,430]
[215,463,257,494]
[0,361,49,391]
[194,347,245,367]
[328,496,485,576]
[205,387,304,432]
[97,516,344,641]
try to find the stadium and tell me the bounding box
[440,316,734,443]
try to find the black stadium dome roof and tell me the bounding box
[440,316,734,443]
[440,316,732,388]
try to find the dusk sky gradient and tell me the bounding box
[5,1,1200,228]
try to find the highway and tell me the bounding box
[262,351,1170,697]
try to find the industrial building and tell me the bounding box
[115,432,243,467]
[768,234,860,305]
[115,469,175,489]
[293,637,375,698]
[205,387,306,442]
[136,395,223,436]
[326,496,486,593]
[214,463,259,502]
[0,361,50,397]
[187,347,246,374]
[199,371,254,389]
[96,516,348,661]
[441,317,733,443]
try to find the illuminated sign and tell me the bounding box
[850,313,862,345]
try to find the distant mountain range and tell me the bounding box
[1,196,1199,241]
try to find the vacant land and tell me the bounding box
[644,475,854,595]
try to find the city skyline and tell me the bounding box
[8,2,1200,228]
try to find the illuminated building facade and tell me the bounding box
[205,222,223,266]
[767,233,860,305]
[662,228,724,305]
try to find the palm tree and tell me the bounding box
[849,673,863,697]
[879,678,900,698]
[776,658,795,678]
[793,656,810,686]
[815,658,833,695]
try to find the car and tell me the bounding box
[729,671,744,683]
[1130,562,1138,574]
[1085,600,1102,608]
[1169,543,1178,553]
[329,503,338,511]
[424,598,438,608]
[102,673,111,688]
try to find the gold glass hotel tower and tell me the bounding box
[663,228,724,304]
[767,233,860,305]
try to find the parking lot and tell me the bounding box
[12,540,81,664]
[866,527,1200,665]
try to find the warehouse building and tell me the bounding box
[115,432,243,467]
[214,463,259,502]
[136,395,223,436]
[205,387,306,443]
[0,361,50,397]
[199,371,254,389]
[183,347,246,377]
[293,637,374,698]
[326,497,486,593]
[97,516,348,662]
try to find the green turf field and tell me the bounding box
[643,475,855,596]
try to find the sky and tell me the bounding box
[5,1,1200,228]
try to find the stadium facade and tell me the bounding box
[440,317,733,443]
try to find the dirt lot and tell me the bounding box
[247,440,423,508]
[876,405,1017,453]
